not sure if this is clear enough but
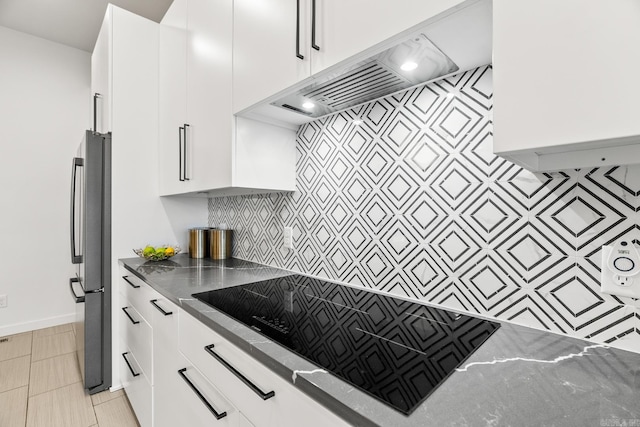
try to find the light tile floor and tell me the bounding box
[0,323,139,427]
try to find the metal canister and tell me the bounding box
[189,227,209,258]
[209,229,232,260]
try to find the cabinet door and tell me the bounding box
[185,0,233,191]
[151,294,182,427]
[173,357,241,427]
[91,8,111,133]
[159,0,188,196]
[311,0,467,75]
[233,0,311,113]
[493,0,640,157]
[120,349,152,427]
[179,312,350,427]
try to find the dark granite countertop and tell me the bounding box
[119,254,640,427]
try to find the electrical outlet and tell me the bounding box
[283,226,293,250]
[601,243,640,298]
[614,275,633,287]
[0,295,7,308]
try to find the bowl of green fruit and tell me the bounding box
[133,245,180,261]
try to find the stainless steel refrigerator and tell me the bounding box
[69,130,112,394]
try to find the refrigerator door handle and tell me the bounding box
[70,277,85,303]
[70,157,84,264]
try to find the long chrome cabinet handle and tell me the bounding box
[122,307,140,325]
[296,0,304,59]
[204,344,275,400]
[178,368,227,420]
[150,299,173,316]
[311,0,320,51]
[122,275,140,289]
[183,124,190,181]
[122,352,140,377]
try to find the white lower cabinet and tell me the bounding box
[151,292,182,427]
[120,348,152,427]
[173,355,242,427]
[119,271,153,426]
[179,312,350,427]
[117,268,347,427]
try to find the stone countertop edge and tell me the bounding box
[119,255,640,427]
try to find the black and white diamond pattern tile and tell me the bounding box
[208,65,640,354]
[458,66,493,110]
[584,165,640,212]
[458,254,524,313]
[459,186,526,248]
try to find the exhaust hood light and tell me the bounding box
[400,61,418,71]
[302,101,315,109]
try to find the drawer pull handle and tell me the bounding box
[122,276,140,289]
[150,299,173,316]
[205,344,275,400]
[122,352,140,377]
[122,307,140,325]
[178,368,227,420]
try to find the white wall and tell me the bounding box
[0,26,91,335]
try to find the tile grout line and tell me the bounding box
[24,331,33,427]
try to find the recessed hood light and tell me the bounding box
[302,101,315,109]
[400,61,418,71]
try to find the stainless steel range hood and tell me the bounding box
[242,0,492,127]
[272,35,459,118]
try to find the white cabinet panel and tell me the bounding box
[233,117,296,191]
[151,291,182,427]
[160,0,290,197]
[493,0,640,171]
[120,273,154,322]
[159,0,234,195]
[179,311,349,427]
[311,0,466,75]
[120,350,152,427]
[185,0,233,191]
[233,0,310,114]
[119,303,153,383]
[158,0,188,196]
[173,359,241,427]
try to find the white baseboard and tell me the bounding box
[0,313,76,337]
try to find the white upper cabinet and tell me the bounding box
[159,0,233,196]
[310,0,469,75]
[159,0,296,197]
[232,0,310,115]
[233,0,469,114]
[493,0,640,171]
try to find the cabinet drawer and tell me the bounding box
[120,273,154,321]
[120,302,153,384]
[179,312,349,427]
[172,354,240,427]
[120,350,152,427]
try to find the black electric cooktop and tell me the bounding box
[193,275,499,415]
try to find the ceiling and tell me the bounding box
[0,0,174,52]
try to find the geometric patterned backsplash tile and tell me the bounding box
[210,65,640,353]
